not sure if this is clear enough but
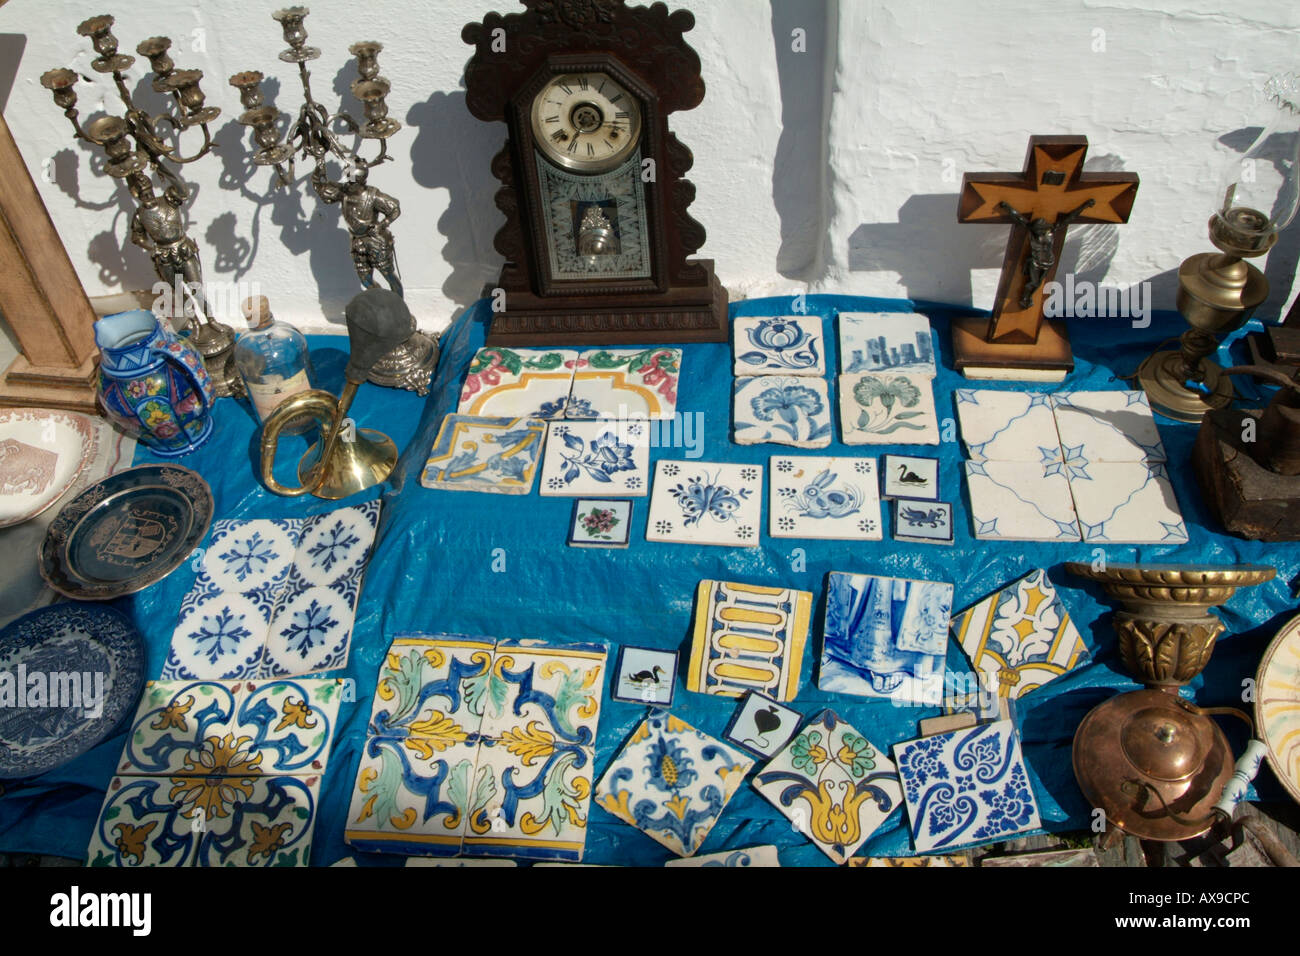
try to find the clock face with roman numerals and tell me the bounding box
[529,70,643,174]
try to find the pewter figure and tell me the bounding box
[998,198,1096,308]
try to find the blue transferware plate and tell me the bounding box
[0,603,145,779]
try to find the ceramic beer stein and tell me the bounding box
[95,309,214,456]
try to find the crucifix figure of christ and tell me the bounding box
[956,135,1139,379]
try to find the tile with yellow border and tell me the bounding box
[686,580,812,701]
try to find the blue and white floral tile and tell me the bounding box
[1066,460,1189,544]
[261,585,357,677]
[893,499,954,545]
[965,460,1082,541]
[686,580,812,701]
[194,772,321,867]
[838,312,937,377]
[86,776,198,867]
[819,572,953,705]
[366,634,496,741]
[646,460,763,547]
[954,389,1060,462]
[664,844,781,867]
[460,738,597,862]
[734,315,825,376]
[949,570,1090,721]
[162,590,276,681]
[593,712,753,857]
[420,414,546,494]
[234,678,342,775]
[566,348,681,420]
[117,680,240,776]
[478,641,607,747]
[839,372,939,445]
[343,735,486,857]
[540,420,649,497]
[567,498,633,548]
[457,347,580,420]
[195,518,302,594]
[753,710,902,865]
[1050,390,1167,463]
[769,455,882,540]
[882,454,940,500]
[734,376,833,447]
[892,719,1042,854]
[290,500,380,588]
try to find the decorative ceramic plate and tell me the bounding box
[0,603,144,779]
[1256,613,1300,806]
[38,465,213,600]
[0,408,97,529]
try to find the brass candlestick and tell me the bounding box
[1065,563,1275,846]
[39,15,243,399]
[230,7,437,395]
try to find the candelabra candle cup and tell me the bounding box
[86,115,130,157]
[229,71,267,112]
[40,68,79,111]
[353,78,399,137]
[78,14,133,73]
[165,69,219,128]
[349,41,383,81]
[136,36,176,90]
[273,6,318,61]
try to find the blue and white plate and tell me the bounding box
[0,603,144,779]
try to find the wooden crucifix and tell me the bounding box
[955,135,1138,380]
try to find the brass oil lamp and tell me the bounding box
[1065,563,1275,845]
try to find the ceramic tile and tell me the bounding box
[457,347,579,419]
[819,572,952,705]
[981,848,1099,867]
[290,500,381,588]
[540,420,649,497]
[460,737,596,862]
[733,315,825,376]
[566,347,681,420]
[232,677,342,775]
[954,389,1060,462]
[965,461,1082,541]
[261,585,357,677]
[664,845,781,867]
[1066,461,1189,544]
[769,455,882,540]
[194,773,321,867]
[893,719,1041,853]
[686,580,812,700]
[567,498,633,548]
[645,461,763,547]
[86,776,199,866]
[853,854,971,867]
[893,499,954,545]
[343,735,485,857]
[838,312,937,377]
[196,518,302,594]
[1050,390,1167,463]
[117,680,240,775]
[162,590,275,680]
[405,857,518,867]
[882,454,940,500]
[839,373,939,445]
[753,709,902,865]
[611,646,679,706]
[722,690,800,759]
[366,634,496,740]
[594,712,753,857]
[420,414,545,494]
[950,569,1090,720]
[733,376,833,447]
[478,641,607,748]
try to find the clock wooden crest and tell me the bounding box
[462,0,728,345]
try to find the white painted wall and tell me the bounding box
[2,0,1298,335]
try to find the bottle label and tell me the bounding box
[247,370,311,420]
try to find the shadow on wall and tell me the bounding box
[769,0,836,281]
[407,87,506,315]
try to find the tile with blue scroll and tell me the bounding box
[819,572,952,705]
[420,414,545,494]
[664,844,781,867]
[478,640,606,747]
[954,389,1059,463]
[194,518,303,595]
[753,709,901,865]
[289,500,380,589]
[1049,390,1167,464]
[86,775,200,867]
[233,678,342,776]
[116,680,240,776]
[457,346,579,420]
[262,585,358,677]
[163,590,276,680]
[193,772,321,867]
[734,314,825,376]
[965,460,1081,542]
[645,460,763,547]
[892,718,1041,854]
[1066,460,1188,544]
[734,376,833,447]
[594,712,753,857]
[366,635,496,741]
[566,348,681,420]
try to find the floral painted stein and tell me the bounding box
[95,309,214,456]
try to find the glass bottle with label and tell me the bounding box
[234,296,315,422]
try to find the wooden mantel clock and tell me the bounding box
[462,0,728,345]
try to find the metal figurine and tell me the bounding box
[231,7,436,395]
[39,15,243,398]
[997,198,1096,308]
